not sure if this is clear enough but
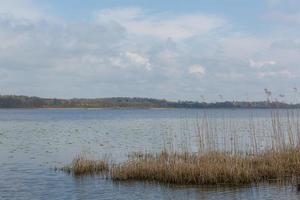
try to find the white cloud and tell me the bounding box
[215,72,245,80]
[249,59,277,69]
[271,39,300,50]
[96,7,226,40]
[221,37,271,60]
[188,65,206,78]
[125,52,151,71]
[257,70,295,78]
[0,14,127,76]
[0,3,299,100]
[0,0,44,20]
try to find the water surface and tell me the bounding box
[1,108,300,200]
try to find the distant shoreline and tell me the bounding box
[0,95,299,109]
[1,107,300,110]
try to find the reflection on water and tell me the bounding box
[1,108,300,199]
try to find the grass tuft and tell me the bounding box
[62,156,109,176]
[61,110,300,185]
[109,149,300,185]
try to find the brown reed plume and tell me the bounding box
[63,109,300,185]
[62,155,109,176]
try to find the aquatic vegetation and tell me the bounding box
[62,156,109,176]
[110,149,300,185]
[63,148,300,185]
[63,110,300,185]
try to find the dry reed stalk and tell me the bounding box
[110,149,300,185]
[62,155,109,176]
[63,109,300,186]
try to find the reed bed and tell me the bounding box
[110,149,300,185]
[62,155,109,176]
[63,109,300,185]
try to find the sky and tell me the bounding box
[0,0,300,102]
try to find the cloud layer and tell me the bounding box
[0,2,299,101]
[96,7,226,40]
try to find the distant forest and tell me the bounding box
[0,95,299,109]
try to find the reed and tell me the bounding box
[63,109,300,185]
[62,155,109,176]
[109,149,300,185]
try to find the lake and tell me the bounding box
[1,108,300,200]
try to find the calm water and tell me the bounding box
[1,108,300,200]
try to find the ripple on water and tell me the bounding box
[1,109,300,199]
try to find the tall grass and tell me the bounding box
[63,109,300,185]
[62,155,109,176]
[110,149,300,185]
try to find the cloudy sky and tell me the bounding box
[0,0,300,102]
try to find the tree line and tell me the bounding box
[0,95,298,109]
